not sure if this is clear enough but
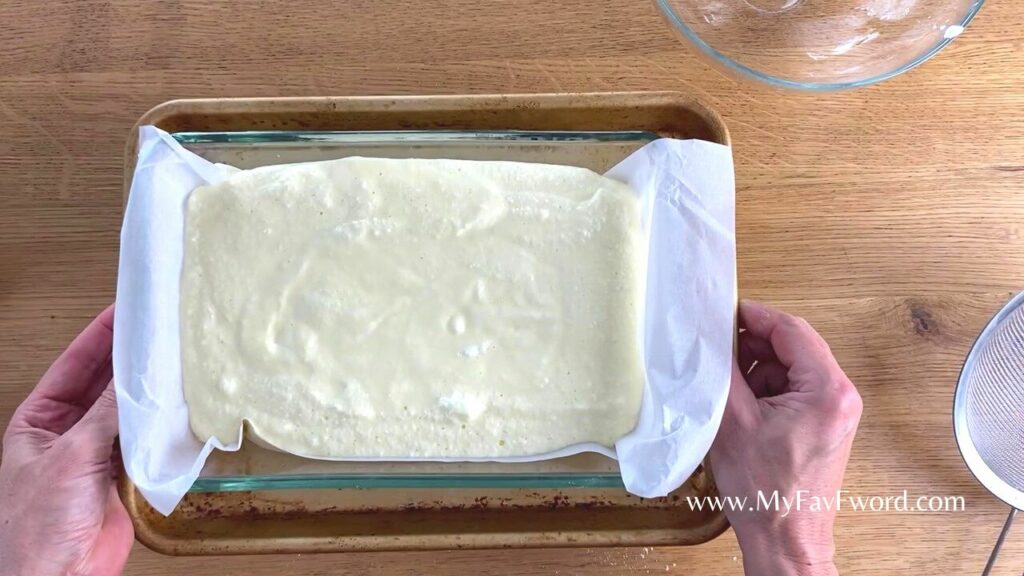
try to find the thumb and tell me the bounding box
[61,380,119,466]
[719,362,759,433]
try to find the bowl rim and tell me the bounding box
[654,0,986,91]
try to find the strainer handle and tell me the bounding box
[982,508,1016,576]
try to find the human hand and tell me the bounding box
[0,305,133,576]
[711,300,862,576]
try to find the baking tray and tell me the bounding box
[119,92,731,555]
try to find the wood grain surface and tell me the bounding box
[0,0,1021,574]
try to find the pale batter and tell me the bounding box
[180,157,644,457]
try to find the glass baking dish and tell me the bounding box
[174,129,657,493]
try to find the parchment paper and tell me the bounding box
[114,126,735,515]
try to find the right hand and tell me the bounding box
[711,300,862,576]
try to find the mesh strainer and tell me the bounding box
[955,291,1024,574]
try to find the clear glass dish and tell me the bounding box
[655,0,985,90]
[174,129,656,492]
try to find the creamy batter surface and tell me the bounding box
[181,157,644,457]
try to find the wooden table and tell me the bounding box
[0,1,1021,574]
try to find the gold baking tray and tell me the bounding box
[119,92,731,555]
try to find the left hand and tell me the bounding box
[0,305,134,576]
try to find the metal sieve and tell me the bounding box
[955,291,1024,575]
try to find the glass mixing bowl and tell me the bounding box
[655,0,985,90]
